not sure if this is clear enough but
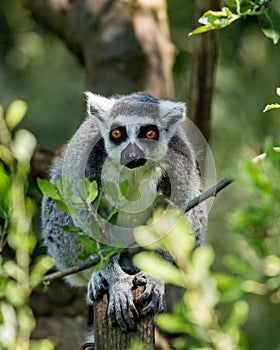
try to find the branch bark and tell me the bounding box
[22,0,175,98]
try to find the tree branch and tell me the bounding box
[183,177,233,212]
[23,0,175,97]
[42,254,101,284]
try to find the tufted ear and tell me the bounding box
[159,100,187,129]
[84,92,115,121]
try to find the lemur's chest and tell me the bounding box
[100,161,163,228]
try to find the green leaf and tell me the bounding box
[223,255,251,275]
[105,181,119,202]
[61,225,82,233]
[225,300,249,328]
[55,178,63,195]
[5,100,27,130]
[103,243,124,259]
[156,313,192,334]
[189,7,238,36]
[119,180,129,197]
[55,201,70,215]
[224,0,238,8]
[0,165,10,202]
[77,234,99,260]
[86,179,98,203]
[37,178,61,201]
[258,9,280,44]
[77,178,98,203]
[215,273,245,303]
[133,251,186,287]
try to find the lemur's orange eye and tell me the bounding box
[111,128,122,139]
[146,130,157,139]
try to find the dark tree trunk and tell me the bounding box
[189,0,221,143]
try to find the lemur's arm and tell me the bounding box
[42,193,94,286]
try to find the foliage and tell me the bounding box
[189,0,280,44]
[263,86,280,112]
[37,175,130,270]
[133,141,280,350]
[229,139,280,299]
[134,211,248,349]
[0,101,54,349]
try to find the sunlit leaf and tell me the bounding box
[77,178,98,204]
[189,7,238,35]
[86,179,98,203]
[263,103,280,113]
[133,251,186,287]
[5,100,27,130]
[224,300,249,328]
[156,313,192,334]
[12,129,36,164]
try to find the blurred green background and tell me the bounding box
[1,0,279,349]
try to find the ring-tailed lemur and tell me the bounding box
[42,92,207,332]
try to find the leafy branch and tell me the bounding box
[189,0,280,44]
[41,175,235,283]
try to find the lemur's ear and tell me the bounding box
[159,100,187,128]
[84,92,115,121]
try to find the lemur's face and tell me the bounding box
[105,118,169,169]
[85,92,186,169]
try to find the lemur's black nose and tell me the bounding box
[120,143,147,168]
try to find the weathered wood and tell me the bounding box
[94,287,155,350]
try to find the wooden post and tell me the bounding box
[93,287,155,350]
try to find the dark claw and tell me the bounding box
[108,291,138,331]
[135,279,166,317]
[140,293,166,317]
[133,272,147,288]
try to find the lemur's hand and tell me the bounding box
[134,273,166,317]
[87,271,108,301]
[87,256,166,332]
[107,276,139,331]
[87,256,140,331]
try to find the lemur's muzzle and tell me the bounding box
[120,143,147,169]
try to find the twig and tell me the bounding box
[42,254,101,284]
[184,177,234,212]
